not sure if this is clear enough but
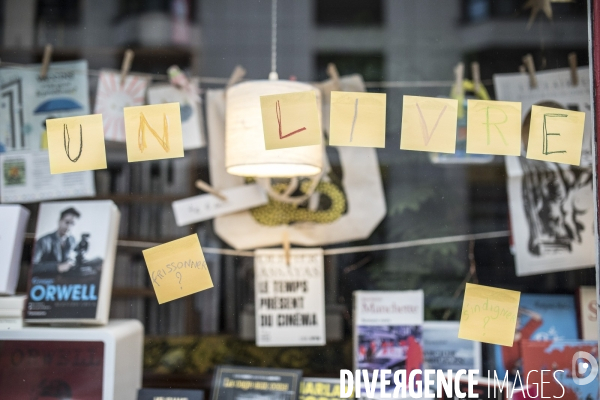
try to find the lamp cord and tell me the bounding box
[269,0,278,80]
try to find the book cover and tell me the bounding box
[299,378,343,400]
[422,321,482,372]
[576,286,598,340]
[25,200,120,324]
[0,205,30,295]
[211,365,302,400]
[138,388,204,400]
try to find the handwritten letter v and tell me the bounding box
[416,102,447,146]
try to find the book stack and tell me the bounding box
[0,295,26,330]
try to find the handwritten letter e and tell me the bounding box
[400,96,457,153]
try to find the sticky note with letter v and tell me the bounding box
[466,100,521,156]
[526,105,585,166]
[329,91,386,148]
[458,283,520,347]
[142,234,213,304]
[46,114,107,174]
[400,95,458,153]
[260,91,321,150]
[124,102,184,162]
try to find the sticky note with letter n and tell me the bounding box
[260,91,322,150]
[466,100,521,156]
[124,102,184,162]
[526,105,585,166]
[400,95,458,153]
[142,234,213,304]
[46,114,107,174]
[329,91,386,148]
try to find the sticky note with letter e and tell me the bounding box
[46,114,107,174]
[142,234,213,304]
[260,91,322,150]
[124,102,184,162]
[400,95,458,153]
[458,283,520,346]
[526,105,586,166]
[329,91,386,148]
[466,100,521,156]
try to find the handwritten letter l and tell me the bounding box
[276,100,306,139]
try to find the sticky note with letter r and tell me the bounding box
[142,234,213,304]
[329,91,386,148]
[458,283,520,347]
[400,95,458,153]
[526,105,585,165]
[46,114,107,174]
[124,102,184,162]
[260,91,322,150]
[466,100,521,156]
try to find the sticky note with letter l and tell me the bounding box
[466,100,521,156]
[526,105,585,166]
[329,91,386,148]
[124,102,184,162]
[400,95,458,153]
[260,91,322,150]
[46,114,107,174]
[458,283,520,346]
[142,234,213,304]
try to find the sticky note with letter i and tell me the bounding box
[466,100,521,156]
[526,105,586,166]
[400,95,458,153]
[124,102,184,162]
[142,234,213,304]
[329,92,386,148]
[46,114,107,174]
[458,283,520,346]
[260,91,322,150]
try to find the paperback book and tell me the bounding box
[0,204,30,294]
[211,366,302,400]
[576,286,597,340]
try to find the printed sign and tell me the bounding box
[466,100,521,156]
[329,91,386,148]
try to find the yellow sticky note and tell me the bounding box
[458,283,520,347]
[526,105,585,166]
[124,103,184,162]
[400,95,458,153]
[260,91,321,150]
[466,100,522,156]
[329,91,386,148]
[142,234,213,304]
[46,114,107,174]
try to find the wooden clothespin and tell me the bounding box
[195,179,227,201]
[471,61,481,94]
[120,49,135,86]
[225,65,247,91]
[39,44,53,79]
[327,63,341,91]
[454,62,464,98]
[519,65,527,74]
[282,231,291,266]
[568,52,578,86]
[522,54,537,88]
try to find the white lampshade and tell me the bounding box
[225,80,323,177]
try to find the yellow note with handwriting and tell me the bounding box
[329,91,386,148]
[458,283,520,346]
[260,91,322,150]
[46,114,107,174]
[124,103,184,162]
[142,234,213,304]
[526,105,585,166]
[466,100,521,156]
[400,95,458,153]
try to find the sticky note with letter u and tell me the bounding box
[526,105,586,166]
[46,114,107,174]
[458,283,520,347]
[329,91,386,148]
[142,234,213,304]
[260,91,322,150]
[124,102,184,162]
[400,95,458,153]
[466,100,521,156]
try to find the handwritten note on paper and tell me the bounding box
[172,184,268,226]
[329,91,386,148]
[142,234,213,304]
[526,105,586,166]
[45,114,107,174]
[466,100,522,156]
[400,96,458,153]
[124,103,184,162]
[260,91,322,150]
[458,283,520,346]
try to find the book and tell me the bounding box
[211,366,302,400]
[576,286,598,340]
[422,321,482,372]
[25,200,120,325]
[138,388,204,400]
[299,378,343,400]
[0,205,30,294]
